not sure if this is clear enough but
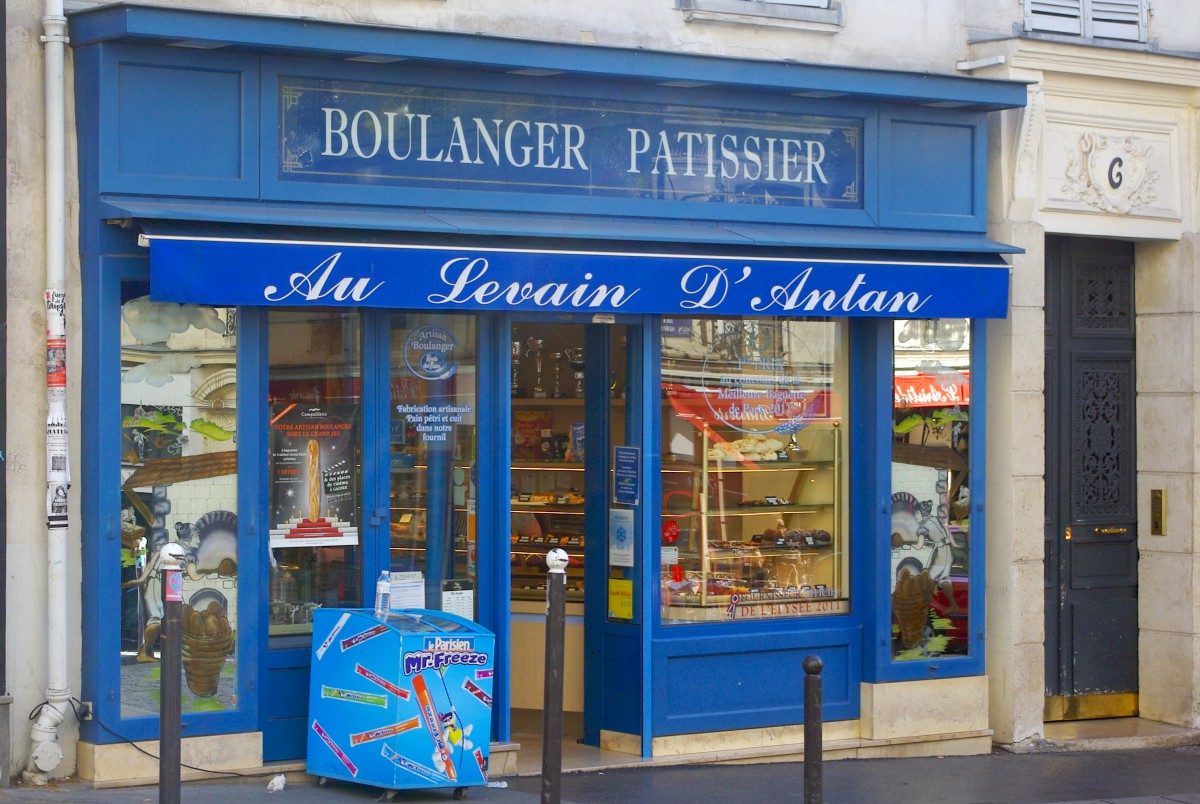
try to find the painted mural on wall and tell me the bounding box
[118,291,240,716]
[123,493,237,693]
[890,317,971,660]
[889,483,965,658]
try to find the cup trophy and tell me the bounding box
[511,340,523,398]
[527,338,546,398]
[552,352,567,398]
[564,347,585,397]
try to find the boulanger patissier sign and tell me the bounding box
[143,236,1009,318]
[279,77,862,208]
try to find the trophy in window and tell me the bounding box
[552,352,567,398]
[511,340,523,398]
[527,338,546,398]
[564,347,585,397]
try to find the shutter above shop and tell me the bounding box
[1027,0,1085,35]
[1026,0,1145,41]
[1090,0,1145,41]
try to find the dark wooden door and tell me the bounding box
[1044,236,1138,715]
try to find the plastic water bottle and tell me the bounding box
[374,570,391,618]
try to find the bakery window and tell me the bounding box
[890,318,971,660]
[386,313,478,617]
[267,309,364,639]
[659,316,848,624]
[118,283,241,716]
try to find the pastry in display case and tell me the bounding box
[660,421,846,622]
[509,469,587,601]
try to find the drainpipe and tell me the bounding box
[0,2,10,787]
[26,0,72,780]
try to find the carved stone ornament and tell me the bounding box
[1062,132,1158,215]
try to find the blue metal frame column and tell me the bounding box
[482,312,511,743]
[638,315,659,757]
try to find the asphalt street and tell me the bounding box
[6,746,1200,803]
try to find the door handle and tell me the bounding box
[1094,526,1129,535]
[1064,526,1071,541]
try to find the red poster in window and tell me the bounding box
[268,402,360,548]
[894,371,971,408]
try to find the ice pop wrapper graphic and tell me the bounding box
[340,623,389,652]
[474,747,488,781]
[412,673,457,781]
[321,685,387,708]
[355,663,410,700]
[381,743,446,784]
[475,668,493,679]
[462,678,492,708]
[316,612,351,660]
[349,717,421,747]
[311,719,358,777]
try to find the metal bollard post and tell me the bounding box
[803,654,823,804]
[541,549,569,804]
[158,541,187,804]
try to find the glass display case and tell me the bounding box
[660,422,845,621]
[658,315,848,624]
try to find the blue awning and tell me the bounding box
[140,229,1011,319]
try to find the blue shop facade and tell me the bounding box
[68,5,1026,775]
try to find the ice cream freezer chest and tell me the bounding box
[307,608,495,799]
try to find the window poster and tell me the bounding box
[609,507,635,568]
[269,402,360,548]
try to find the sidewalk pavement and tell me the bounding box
[6,746,1200,803]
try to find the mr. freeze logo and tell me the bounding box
[402,636,487,675]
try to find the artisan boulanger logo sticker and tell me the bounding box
[404,324,458,381]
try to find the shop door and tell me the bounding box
[262,309,371,760]
[507,321,641,747]
[1044,236,1138,719]
[262,310,482,760]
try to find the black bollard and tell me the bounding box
[541,549,568,804]
[803,654,823,804]
[159,542,185,804]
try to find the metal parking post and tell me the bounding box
[159,541,187,804]
[541,548,569,804]
[803,654,824,804]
